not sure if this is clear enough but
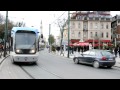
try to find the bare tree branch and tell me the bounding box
[55,18,67,55]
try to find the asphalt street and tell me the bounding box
[0,49,120,79]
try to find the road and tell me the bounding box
[0,49,120,79]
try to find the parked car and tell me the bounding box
[73,49,116,68]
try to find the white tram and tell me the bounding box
[10,27,39,63]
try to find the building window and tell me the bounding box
[95,23,98,29]
[117,34,120,38]
[72,31,74,34]
[84,24,87,30]
[91,32,93,38]
[106,32,108,38]
[118,19,120,23]
[106,24,109,29]
[95,32,97,37]
[101,23,104,29]
[78,32,81,37]
[72,22,75,28]
[78,22,80,28]
[72,31,75,37]
[90,23,93,29]
[101,32,104,38]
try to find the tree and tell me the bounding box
[0,14,5,24]
[55,18,66,54]
[48,34,55,45]
[0,13,16,40]
[15,21,26,27]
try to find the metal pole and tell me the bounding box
[115,37,116,47]
[68,11,70,58]
[4,11,8,57]
[49,24,51,53]
[93,37,94,49]
[9,37,10,54]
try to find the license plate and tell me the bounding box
[109,59,113,60]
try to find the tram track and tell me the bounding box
[19,65,36,79]
[19,62,64,79]
[36,64,64,79]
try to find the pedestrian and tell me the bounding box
[78,46,80,53]
[69,46,72,54]
[114,47,118,57]
[118,47,120,58]
[72,46,74,54]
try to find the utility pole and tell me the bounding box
[93,37,94,49]
[68,11,70,58]
[99,31,101,50]
[9,30,11,54]
[115,37,116,47]
[4,11,8,57]
[49,24,51,53]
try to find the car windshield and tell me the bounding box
[101,51,113,57]
[15,31,36,49]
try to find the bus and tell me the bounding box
[10,27,40,63]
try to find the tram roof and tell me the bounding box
[12,27,39,33]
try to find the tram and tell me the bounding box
[10,27,39,63]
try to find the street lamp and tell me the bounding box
[68,11,70,58]
[115,34,117,47]
[3,11,8,57]
[49,24,51,53]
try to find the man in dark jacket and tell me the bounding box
[118,47,120,58]
[114,47,118,57]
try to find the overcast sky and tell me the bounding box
[0,11,120,40]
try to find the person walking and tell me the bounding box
[114,47,118,57]
[118,46,120,58]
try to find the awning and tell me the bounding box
[92,44,103,47]
[70,39,80,43]
[73,42,89,46]
[101,40,111,43]
[85,39,98,42]
[108,43,113,46]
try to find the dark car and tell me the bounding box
[73,49,116,68]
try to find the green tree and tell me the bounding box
[48,34,55,45]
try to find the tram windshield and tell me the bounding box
[15,30,36,49]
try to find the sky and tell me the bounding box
[0,11,120,41]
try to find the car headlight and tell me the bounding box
[29,49,35,53]
[16,49,22,53]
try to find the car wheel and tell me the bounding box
[74,58,79,64]
[93,61,100,68]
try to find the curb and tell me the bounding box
[113,65,120,68]
[0,55,10,64]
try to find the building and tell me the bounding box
[55,35,61,46]
[112,15,120,46]
[63,11,112,48]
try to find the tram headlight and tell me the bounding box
[16,49,22,53]
[29,49,35,54]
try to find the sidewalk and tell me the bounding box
[0,51,9,63]
[54,51,120,68]
[114,56,120,68]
